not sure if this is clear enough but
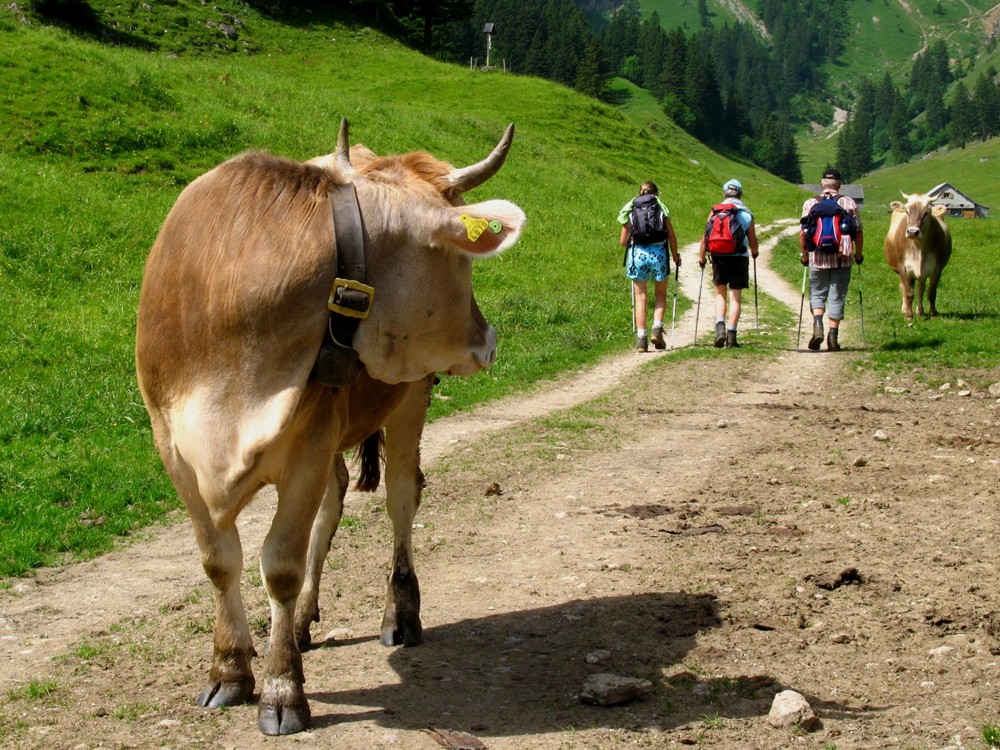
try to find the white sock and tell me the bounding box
[636,328,646,337]
[653,321,663,329]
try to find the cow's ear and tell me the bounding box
[434,200,526,257]
[931,204,947,217]
[890,201,905,212]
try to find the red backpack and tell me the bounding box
[704,203,746,254]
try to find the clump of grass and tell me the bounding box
[8,679,60,701]
[982,720,1000,749]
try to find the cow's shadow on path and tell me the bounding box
[304,592,882,737]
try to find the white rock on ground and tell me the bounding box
[768,689,819,730]
[579,673,652,706]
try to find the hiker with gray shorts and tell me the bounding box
[799,167,865,351]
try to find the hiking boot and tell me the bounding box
[826,329,841,351]
[650,325,666,350]
[808,320,824,351]
[726,329,740,348]
[713,321,726,348]
[636,335,648,353]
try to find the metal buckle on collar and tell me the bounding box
[328,277,374,319]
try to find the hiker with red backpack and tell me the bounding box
[697,179,759,348]
[799,167,864,351]
[618,181,681,352]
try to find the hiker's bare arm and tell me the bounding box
[748,220,759,257]
[666,220,679,260]
[620,224,630,247]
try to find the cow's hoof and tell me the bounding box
[196,679,254,708]
[381,620,422,647]
[258,702,311,736]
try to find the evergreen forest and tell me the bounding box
[347,0,1000,184]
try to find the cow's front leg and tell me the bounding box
[926,267,943,317]
[295,454,348,650]
[380,375,433,647]
[915,274,927,318]
[898,273,915,320]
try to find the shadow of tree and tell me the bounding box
[604,87,633,107]
[880,337,946,352]
[31,0,156,49]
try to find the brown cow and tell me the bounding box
[884,192,952,320]
[135,120,525,735]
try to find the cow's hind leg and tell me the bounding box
[195,522,257,708]
[295,454,348,650]
[380,376,434,647]
[257,426,336,735]
[156,420,258,711]
[176,484,256,710]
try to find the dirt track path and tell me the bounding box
[5,223,998,750]
[0,224,800,690]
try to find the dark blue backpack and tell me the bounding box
[802,196,857,252]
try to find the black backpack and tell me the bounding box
[801,195,857,252]
[629,193,667,244]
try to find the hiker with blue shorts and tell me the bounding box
[618,181,681,352]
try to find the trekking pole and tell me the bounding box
[753,254,760,332]
[630,281,636,334]
[857,263,865,346]
[669,265,679,350]
[694,262,705,346]
[796,264,807,350]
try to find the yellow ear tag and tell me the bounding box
[461,214,490,243]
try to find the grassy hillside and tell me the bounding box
[830,0,996,101]
[861,137,1000,213]
[0,3,810,577]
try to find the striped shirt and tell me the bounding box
[801,190,862,270]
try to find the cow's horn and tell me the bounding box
[900,190,910,200]
[448,123,515,194]
[335,118,353,174]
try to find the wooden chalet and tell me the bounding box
[927,182,990,218]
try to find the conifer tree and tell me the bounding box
[683,37,723,141]
[888,97,913,164]
[971,70,1000,140]
[948,81,975,148]
[637,12,666,94]
[575,40,606,99]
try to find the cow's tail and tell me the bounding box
[353,430,384,492]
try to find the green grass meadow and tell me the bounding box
[0,4,996,578]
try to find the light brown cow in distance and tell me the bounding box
[135,120,525,736]
[884,192,952,319]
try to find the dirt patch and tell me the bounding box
[2,234,1000,750]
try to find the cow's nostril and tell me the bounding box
[474,347,496,368]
